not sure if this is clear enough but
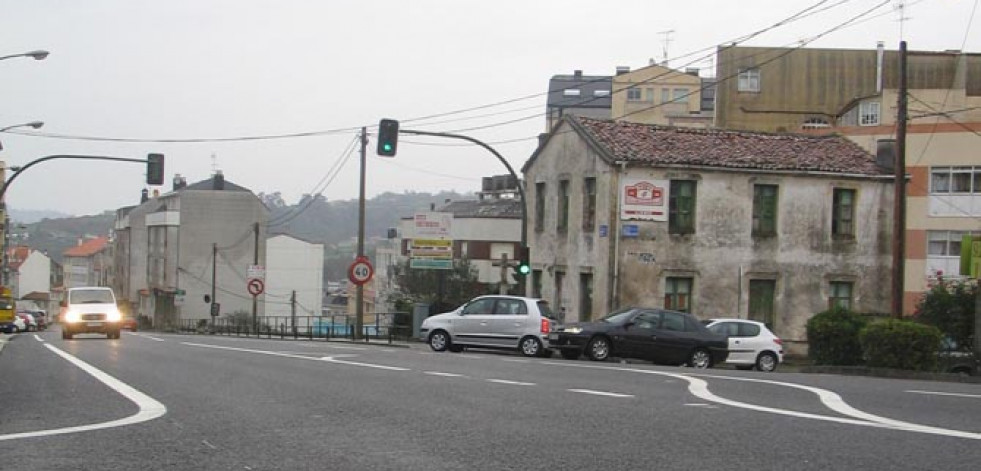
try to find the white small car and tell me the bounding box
[704,319,784,372]
[420,295,557,357]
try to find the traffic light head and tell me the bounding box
[517,246,531,276]
[146,153,165,185]
[377,119,399,157]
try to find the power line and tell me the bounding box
[265,133,359,227]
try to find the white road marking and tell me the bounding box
[424,371,468,378]
[684,403,717,408]
[34,334,44,342]
[486,379,536,386]
[182,342,410,371]
[0,343,167,442]
[543,361,981,440]
[906,390,981,399]
[202,439,218,450]
[131,333,165,342]
[568,389,634,398]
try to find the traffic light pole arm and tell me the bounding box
[0,155,150,202]
[400,129,527,248]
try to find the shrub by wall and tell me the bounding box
[806,307,868,366]
[860,319,942,371]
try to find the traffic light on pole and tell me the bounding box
[517,246,531,276]
[146,153,165,185]
[376,119,399,157]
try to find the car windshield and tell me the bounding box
[600,308,638,324]
[69,289,115,304]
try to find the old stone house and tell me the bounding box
[523,116,895,353]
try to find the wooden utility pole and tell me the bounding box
[892,41,908,319]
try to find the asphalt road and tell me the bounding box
[1,330,979,470]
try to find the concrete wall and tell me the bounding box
[264,235,324,319]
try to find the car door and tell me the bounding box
[709,322,751,364]
[455,297,497,347]
[491,297,530,348]
[619,310,662,360]
[651,311,698,364]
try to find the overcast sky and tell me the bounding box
[0,0,977,217]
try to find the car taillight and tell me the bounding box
[773,338,783,346]
[540,318,550,334]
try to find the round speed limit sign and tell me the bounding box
[348,256,374,285]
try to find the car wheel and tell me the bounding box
[428,330,450,352]
[688,348,712,368]
[519,336,543,357]
[755,352,778,372]
[586,336,611,361]
[560,350,581,360]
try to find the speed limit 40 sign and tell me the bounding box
[348,256,374,285]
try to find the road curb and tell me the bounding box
[800,365,981,384]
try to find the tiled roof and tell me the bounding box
[63,236,108,258]
[439,199,522,219]
[572,117,887,175]
[7,246,31,270]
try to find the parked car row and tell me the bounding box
[420,295,785,370]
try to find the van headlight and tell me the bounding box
[65,310,81,323]
[107,309,122,322]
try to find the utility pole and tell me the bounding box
[290,290,297,336]
[211,242,217,332]
[355,127,367,339]
[892,41,908,319]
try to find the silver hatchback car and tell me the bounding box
[420,295,557,357]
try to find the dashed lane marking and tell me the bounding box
[424,371,468,378]
[567,389,634,398]
[906,390,981,399]
[487,379,536,386]
[182,342,410,371]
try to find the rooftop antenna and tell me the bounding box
[894,1,910,41]
[658,29,675,66]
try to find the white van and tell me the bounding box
[61,287,123,340]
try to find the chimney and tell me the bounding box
[173,173,187,191]
[615,66,630,75]
[573,69,582,80]
[213,170,225,190]
[876,139,896,171]
[141,188,149,203]
[876,41,885,93]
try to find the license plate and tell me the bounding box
[548,333,559,341]
[87,322,102,327]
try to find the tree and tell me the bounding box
[388,258,489,314]
[914,275,977,346]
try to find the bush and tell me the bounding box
[860,319,942,371]
[806,307,868,365]
[914,276,976,347]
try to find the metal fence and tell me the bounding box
[176,312,413,344]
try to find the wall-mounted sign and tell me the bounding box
[622,224,639,237]
[413,212,453,238]
[620,177,669,222]
[599,225,608,237]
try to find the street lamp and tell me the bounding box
[0,50,49,62]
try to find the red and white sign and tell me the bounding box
[348,256,374,285]
[247,278,265,296]
[620,177,669,222]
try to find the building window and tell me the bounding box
[532,270,543,299]
[535,182,546,232]
[829,281,853,310]
[644,88,655,102]
[859,101,880,126]
[582,177,596,231]
[669,180,696,235]
[579,273,593,322]
[563,89,581,97]
[748,280,776,328]
[593,90,611,97]
[737,68,760,92]
[801,117,831,129]
[661,88,670,103]
[752,184,778,237]
[557,179,570,233]
[627,88,642,102]
[672,88,688,102]
[927,230,970,256]
[664,277,693,312]
[832,188,855,237]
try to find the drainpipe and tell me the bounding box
[610,161,627,311]
[876,41,884,93]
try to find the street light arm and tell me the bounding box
[0,154,149,202]
[0,50,49,62]
[400,129,528,248]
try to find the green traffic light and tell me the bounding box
[383,143,393,152]
[518,264,531,275]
